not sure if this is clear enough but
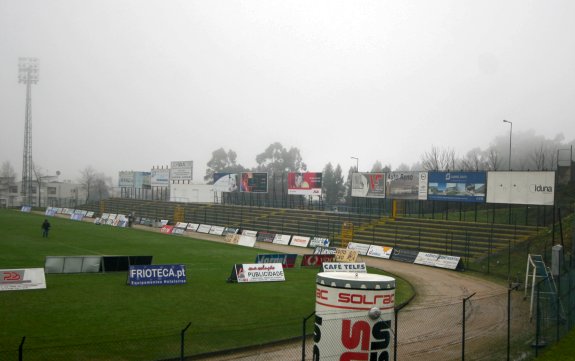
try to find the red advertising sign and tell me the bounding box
[301,254,335,267]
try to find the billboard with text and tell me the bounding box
[386,171,428,200]
[486,171,555,205]
[170,161,193,182]
[428,172,486,203]
[287,172,323,195]
[351,173,386,198]
[240,172,268,193]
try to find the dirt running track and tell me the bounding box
[158,230,514,361]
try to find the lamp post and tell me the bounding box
[350,156,359,172]
[503,120,512,171]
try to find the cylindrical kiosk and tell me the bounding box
[314,272,395,360]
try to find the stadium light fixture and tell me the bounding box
[350,157,359,172]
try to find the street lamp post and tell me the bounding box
[350,156,359,172]
[503,120,513,171]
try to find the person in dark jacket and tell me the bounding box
[41,219,51,238]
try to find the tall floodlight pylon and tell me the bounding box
[18,57,39,206]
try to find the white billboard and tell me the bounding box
[351,173,386,198]
[170,161,193,182]
[486,171,555,206]
[118,171,135,187]
[151,168,170,187]
[213,173,238,192]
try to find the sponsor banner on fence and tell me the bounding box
[160,225,174,234]
[390,248,419,263]
[290,235,311,248]
[335,248,359,262]
[223,227,239,235]
[309,237,330,248]
[172,228,185,235]
[209,226,225,236]
[435,255,462,270]
[287,172,323,196]
[242,229,258,237]
[175,222,188,229]
[272,234,291,245]
[45,207,57,216]
[322,262,367,273]
[256,231,276,243]
[347,242,371,255]
[428,171,486,203]
[414,252,441,267]
[313,246,337,255]
[367,245,394,259]
[255,254,298,268]
[70,213,83,221]
[233,263,285,283]
[21,206,32,212]
[240,172,268,193]
[128,264,187,286]
[238,235,256,248]
[386,171,428,200]
[301,254,335,267]
[197,224,212,233]
[1,268,46,291]
[187,223,200,231]
[486,171,555,206]
[213,173,239,192]
[351,173,386,198]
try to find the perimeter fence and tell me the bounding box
[7,271,575,361]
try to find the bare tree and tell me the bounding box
[79,166,97,203]
[485,147,501,171]
[421,146,457,171]
[0,161,17,180]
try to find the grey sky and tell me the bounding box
[1,0,574,183]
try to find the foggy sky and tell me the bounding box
[1,0,574,184]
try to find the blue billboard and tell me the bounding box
[128,264,187,286]
[427,172,486,203]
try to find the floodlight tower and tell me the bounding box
[18,57,39,206]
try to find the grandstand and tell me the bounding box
[83,198,539,262]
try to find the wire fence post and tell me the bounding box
[462,292,476,361]
[180,322,191,361]
[302,311,315,361]
[19,336,25,361]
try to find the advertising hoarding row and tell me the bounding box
[351,171,554,206]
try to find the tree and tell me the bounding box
[322,163,345,205]
[255,142,307,174]
[0,161,17,180]
[204,148,245,183]
[79,167,97,203]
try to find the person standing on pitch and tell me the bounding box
[41,219,51,238]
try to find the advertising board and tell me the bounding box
[232,263,285,283]
[428,172,486,202]
[151,168,170,187]
[240,172,268,193]
[309,237,330,248]
[387,171,428,200]
[238,235,257,247]
[197,224,212,233]
[390,248,419,263]
[128,264,187,286]
[256,231,275,243]
[367,245,394,259]
[272,234,291,245]
[255,254,297,268]
[301,254,335,267]
[351,173,386,198]
[335,248,359,262]
[290,235,311,248]
[170,160,193,182]
[213,173,238,192]
[313,246,337,255]
[1,268,46,291]
[486,171,555,205]
[209,226,225,236]
[118,171,135,188]
[414,252,440,267]
[287,172,323,195]
[347,242,371,255]
[322,262,367,273]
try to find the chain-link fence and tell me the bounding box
[4,281,574,361]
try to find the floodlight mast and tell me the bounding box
[19,57,39,207]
